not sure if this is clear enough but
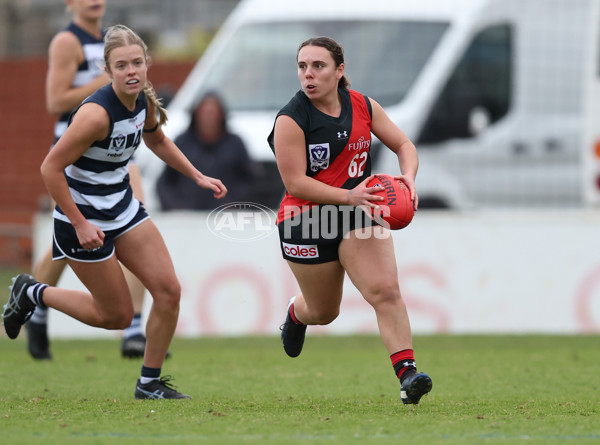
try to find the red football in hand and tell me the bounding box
[366,174,414,230]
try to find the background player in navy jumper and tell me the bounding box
[2,25,227,399]
[27,0,151,360]
[268,36,432,404]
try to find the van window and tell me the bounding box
[193,20,448,111]
[418,24,512,144]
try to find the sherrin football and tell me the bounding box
[367,174,414,230]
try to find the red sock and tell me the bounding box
[390,349,416,381]
[289,303,304,325]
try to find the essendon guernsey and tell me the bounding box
[268,88,373,224]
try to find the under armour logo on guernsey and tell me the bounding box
[337,131,348,139]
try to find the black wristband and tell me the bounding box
[143,122,160,133]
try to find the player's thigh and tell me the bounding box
[338,227,400,300]
[287,260,345,311]
[67,254,133,313]
[113,219,178,296]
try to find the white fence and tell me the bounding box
[33,209,600,338]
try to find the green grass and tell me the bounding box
[0,266,21,288]
[0,334,599,444]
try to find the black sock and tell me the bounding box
[140,366,161,384]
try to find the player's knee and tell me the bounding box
[102,308,134,329]
[312,308,340,325]
[152,277,181,311]
[367,283,401,307]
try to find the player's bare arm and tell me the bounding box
[46,31,109,116]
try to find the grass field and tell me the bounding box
[1,267,599,444]
[1,334,599,444]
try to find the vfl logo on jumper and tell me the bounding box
[282,242,319,259]
[337,130,348,140]
[107,129,142,157]
[107,133,126,157]
[207,202,277,242]
[309,143,330,172]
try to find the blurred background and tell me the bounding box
[1,0,600,336]
[0,0,237,57]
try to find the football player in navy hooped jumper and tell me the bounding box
[268,36,432,404]
[2,24,227,399]
[28,0,156,362]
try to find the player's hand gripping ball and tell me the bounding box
[367,174,414,230]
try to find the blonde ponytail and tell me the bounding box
[143,81,168,125]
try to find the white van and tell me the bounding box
[582,0,600,207]
[137,0,600,210]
